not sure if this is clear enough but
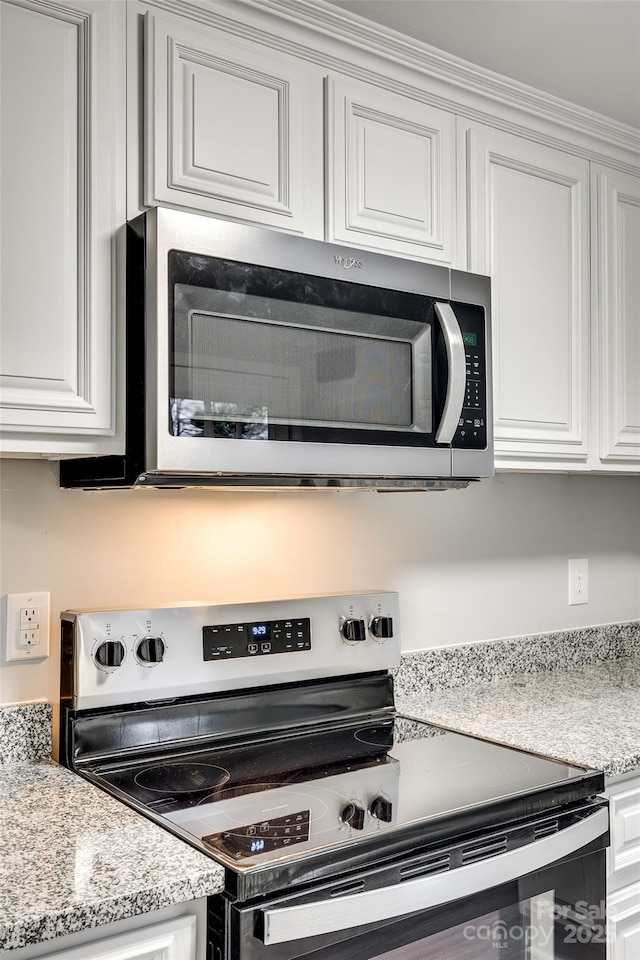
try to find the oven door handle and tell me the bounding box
[261,806,608,945]
[434,301,466,444]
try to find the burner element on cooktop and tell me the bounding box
[353,724,395,748]
[134,762,230,794]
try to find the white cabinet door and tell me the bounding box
[592,166,640,468]
[460,122,590,470]
[43,915,196,960]
[0,0,125,456]
[607,776,640,893]
[606,776,640,959]
[144,12,323,237]
[326,75,455,263]
[609,882,640,960]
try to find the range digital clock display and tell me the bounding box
[203,617,311,661]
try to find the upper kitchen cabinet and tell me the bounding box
[143,11,324,237]
[0,0,125,456]
[326,75,456,263]
[592,165,640,469]
[460,121,590,471]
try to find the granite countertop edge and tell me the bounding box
[0,869,222,954]
[0,759,225,953]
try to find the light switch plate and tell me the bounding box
[4,592,50,662]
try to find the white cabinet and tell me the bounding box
[0,0,125,456]
[592,166,640,469]
[606,775,640,959]
[609,882,640,959]
[143,11,324,237]
[41,915,196,960]
[326,74,456,263]
[459,121,591,470]
[4,904,207,960]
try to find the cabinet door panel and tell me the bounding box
[0,0,124,454]
[327,76,455,262]
[594,166,640,464]
[608,882,640,960]
[463,124,590,468]
[45,915,196,959]
[0,3,77,387]
[145,13,322,235]
[607,778,640,891]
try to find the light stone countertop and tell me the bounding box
[396,656,640,779]
[0,760,225,953]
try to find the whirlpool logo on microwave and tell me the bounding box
[334,254,364,270]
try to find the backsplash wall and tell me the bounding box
[1,459,639,706]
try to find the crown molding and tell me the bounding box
[146,0,640,165]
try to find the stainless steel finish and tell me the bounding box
[434,302,466,444]
[134,475,472,491]
[140,208,492,487]
[151,208,451,481]
[261,806,609,944]
[63,591,400,710]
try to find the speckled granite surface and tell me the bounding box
[0,761,224,952]
[393,621,640,698]
[397,656,640,779]
[0,704,51,764]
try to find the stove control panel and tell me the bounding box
[203,618,311,661]
[64,591,400,710]
[203,810,311,859]
[168,761,400,866]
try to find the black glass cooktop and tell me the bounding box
[88,715,598,872]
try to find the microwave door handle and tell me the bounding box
[261,806,608,945]
[434,301,466,444]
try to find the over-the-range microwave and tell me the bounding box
[61,209,493,492]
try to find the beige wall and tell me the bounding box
[1,458,639,706]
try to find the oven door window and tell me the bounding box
[168,250,442,447]
[229,847,606,960]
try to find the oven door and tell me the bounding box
[224,803,608,960]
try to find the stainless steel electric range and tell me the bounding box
[59,592,609,960]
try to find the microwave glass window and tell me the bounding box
[169,253,435,442]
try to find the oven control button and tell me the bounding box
[340,801,365,830]
[94,640,125,671]
[135,635,166,665]
[369,795,393,823]
[340,618,366,643]
[369,616,394,640]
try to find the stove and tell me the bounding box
[60,592,609,960]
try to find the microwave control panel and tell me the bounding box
[451,302,487,449]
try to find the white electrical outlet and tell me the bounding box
[3,592,50,662]
[568,559,589,606]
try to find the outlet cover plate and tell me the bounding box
[568,559,589,606]
[4,592,50,662]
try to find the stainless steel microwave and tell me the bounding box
[61,209,493,491]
